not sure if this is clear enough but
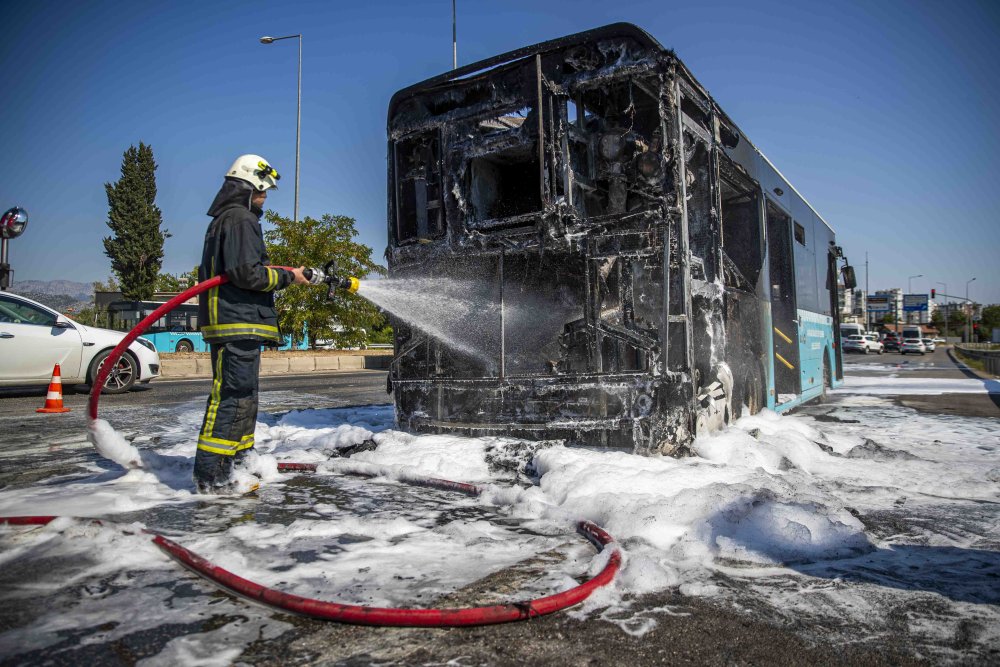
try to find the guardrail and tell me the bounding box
[954,344,1000,376]
[159,353,391,378]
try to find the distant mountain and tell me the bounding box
[11,279,92,302]
[8,280,93,314]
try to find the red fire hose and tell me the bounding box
[89,273,233,420]
[73,272,622,626]
[0,471,621,626]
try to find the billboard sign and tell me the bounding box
[867,295,890,313]
[903,293,929,312]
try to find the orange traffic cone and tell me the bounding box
[37,364,72,414]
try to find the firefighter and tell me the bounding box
[193,154,309,494]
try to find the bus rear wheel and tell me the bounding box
[175,339,194,353]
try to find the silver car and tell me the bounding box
[900,338,926,355]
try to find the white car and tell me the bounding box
[0,292,160,393]
[900,338,927,355]
[921,338,936,352]
[843,334,884,354]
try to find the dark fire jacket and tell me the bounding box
[197,178,293,344]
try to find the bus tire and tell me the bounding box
[175,339,194,353]
[89,350,138,394]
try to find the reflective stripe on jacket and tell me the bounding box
[198,178,293,344]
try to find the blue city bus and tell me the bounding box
[385,23,855,455]
[107,301,307,353]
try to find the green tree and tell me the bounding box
[103,143,169,300]
[980,305,1000,338]
[155,267,199,292]
[263,212,386,347]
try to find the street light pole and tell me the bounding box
[907,274,922,325]
[260,34,302,223]
[965,277,976,342]
[936,281,947,340]
[452,0,458,69]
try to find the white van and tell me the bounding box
[840,323,866,346]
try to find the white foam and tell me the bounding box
[87,418,142,468]
[833,375,997,395]
[3,371,999,661]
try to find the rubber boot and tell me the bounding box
[193,449,235,495]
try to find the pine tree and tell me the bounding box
[103,143,169,300]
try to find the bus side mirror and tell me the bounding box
[841,265,857,290]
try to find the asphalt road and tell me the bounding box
[840,346,1000,417]
[0,354,996,665]
[0,370,390,490]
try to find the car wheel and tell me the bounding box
[863,347,869,355]
[89,350,138,394]
[175,339,194,353]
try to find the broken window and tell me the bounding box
[464,104,544,227]
[565,78,663,219]
[393,131,444,243]
[719,158,763,292]
[468,146,543,222]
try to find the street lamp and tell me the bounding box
[907,274,923,324]
[260,33,302,223]
[0,206,29,291]
[966,277,976,342]
[936,281,947,340]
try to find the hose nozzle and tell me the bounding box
[303,261,359,299]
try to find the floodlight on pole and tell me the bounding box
[259,33,302,223]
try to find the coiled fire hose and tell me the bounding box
[9,266,623,627]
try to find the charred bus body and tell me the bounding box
[386,23,852,455]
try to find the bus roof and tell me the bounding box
[388,22,836,237]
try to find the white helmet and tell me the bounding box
[225,154,280,191]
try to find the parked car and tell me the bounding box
[0,292,160,393]
[900,338,927,355]
[843,334,884,354]
[921,338,936,352]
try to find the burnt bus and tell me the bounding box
[385,23,854,455]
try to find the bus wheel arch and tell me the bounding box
[175,339,195,353]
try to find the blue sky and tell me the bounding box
[1,0,998,304]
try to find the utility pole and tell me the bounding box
[452,0,458,69]
[865,252,869,332]
[936,281,947,341]
[907,274,922,326]
[966,281,971,343]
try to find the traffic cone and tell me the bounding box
[36,364,71,414]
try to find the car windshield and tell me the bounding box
[904,339,920,343]
[848,335,863,340]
